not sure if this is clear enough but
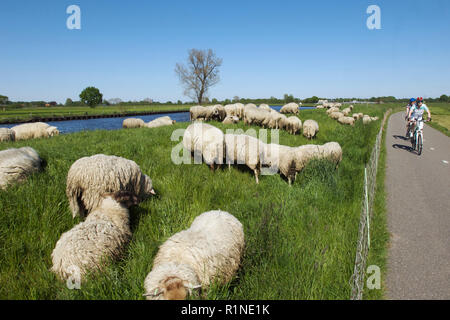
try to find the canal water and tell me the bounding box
[0,106,315,134]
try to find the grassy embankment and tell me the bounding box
[0,105,192,123]
[426,102,450,137]
[0,104,394,299]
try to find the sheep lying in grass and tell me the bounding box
[0,147,42,189]
[182,123,225,170]
[143,210,244,300]
[302,119,319,139]
[51,191,138,282]
[285,116,302,135]
[222,116,239,124]
[11,122,59,140]
[0,128,15,142]
[123,118,145,129]
[280,102,299,114]
[66,154,155,219]
[225,134,263,183]
[146,116,176,128]
[338,116,355,126]
[362,115,379,124]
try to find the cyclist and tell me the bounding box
[407,97,431,138]
[405,98,416,119]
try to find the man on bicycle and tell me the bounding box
[407,97,431,138]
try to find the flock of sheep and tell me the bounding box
[183,122,342,184]
[189,102,320,139]
[317,101,380,126]
[0,101,374,300]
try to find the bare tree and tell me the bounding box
[175,49,222,105]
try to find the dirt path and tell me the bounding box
[385,112,450,299]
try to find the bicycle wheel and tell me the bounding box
[417,134,423,155]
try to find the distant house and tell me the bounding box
[45,101,57,107]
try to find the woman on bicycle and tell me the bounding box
[405,98,416,120]
[408,97,431,138]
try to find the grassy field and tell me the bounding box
[0,105,192,123]
[426,102,450,137]
[0,104,393,299]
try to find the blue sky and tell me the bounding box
[1,0,449,103]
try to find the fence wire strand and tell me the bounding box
[350,109,392,300]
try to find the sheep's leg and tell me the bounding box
[288,176,292,186]
[210,163,215,171]
[254,169,259,184]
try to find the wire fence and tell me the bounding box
[350,109,392,300]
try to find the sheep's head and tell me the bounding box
[144,277,201,300]
[143,174,156,197]
[46,126,59,137]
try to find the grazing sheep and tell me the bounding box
[337,116,355,126]
[224,134,263,183]
[66,154,155,219]
[123,118,145,129]
[316,105,324,109]
[362,115,379,124]
[189,105,225,122]
[146,116,176,128]
[0,147,42,189]
[222,116,239,124]
[352,113,364,120]
[224,104,239,118]
[267,112,287,130]
[326,107,340,115]
[280,102,299,114]
[0,128,15,142]
[349,105,354,110]
[261,143,297,184]
[259,104,271,111]
[320,142,343,165]
[341,108,351,116]
[51,191,138,282]
[182,123,225,170]
[329,112,344,120]
[285,116,302,135]
[302,119,319,139]
[143,210,244,300]
[243,106,271,127]
[244,103,257,110]
[11,122,59,140]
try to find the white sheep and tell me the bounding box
[329,111,344,120]
[222,115,240,124]
[341,108,351,116]
[302,119,319,139]
[362,115,379,124]
[51,191,138,282]
[0,128,15,142]
[243,106,271,127]
[146,116,176,128]
[11,122,59,140]
[190,105,226,122]
[261,143,297,184]
[326,107,340,114]
[66,154,155,219]
[267,112,287,130]
[123,118,145,129]
[337,116,355,126]
[182,123,225,170]
[258,104,272,111]
[0,147,42,189]
[285,116,302,135]
[280,102,299,114]
[224,134,263,183]
[143,210,244,300]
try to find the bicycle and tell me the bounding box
[411,118,431,155]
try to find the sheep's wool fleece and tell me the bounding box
[144,210,244,299]
[302,119,319,139]
[66,154,153,218]
[123,118,145,128]
[0,147,42,189]
[146,116,175,128]
[280,103,299,114]
[11,122,59,140]
[0,128,15,142]
[51,197,131,281]
[182,123,224,166]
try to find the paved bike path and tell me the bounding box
[386,112,450,299]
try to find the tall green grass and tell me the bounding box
[0,105,392,299]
